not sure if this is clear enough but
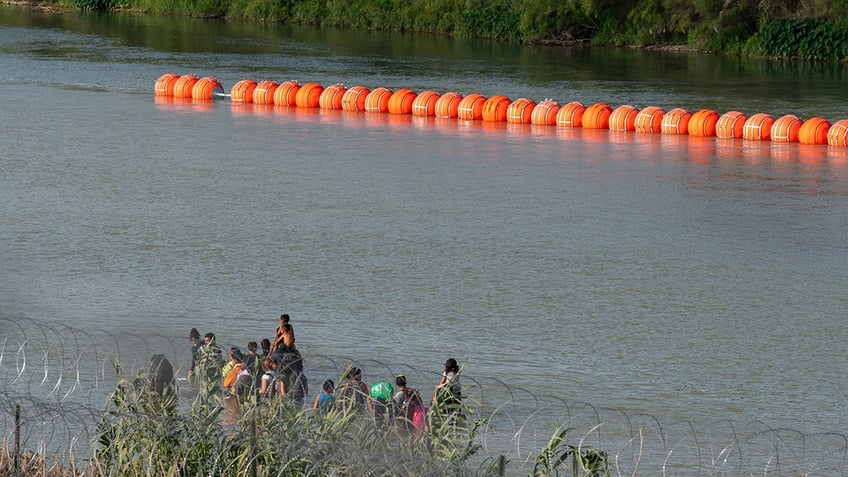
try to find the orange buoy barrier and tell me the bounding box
[191,77,224,101]
[583,103,612,129]
[412,90,440,117]
[434,92,462,118]
[661,108,691,135]
[155,73,180,97]
[252,80,279,105]
[295,82,324,108]
[341,85,370,112]
[457,93,486,120]
[771,114,802,143]
[173,74,199,99]
[827,119,848,147]
[634,106,664,133]
[506,98,536,124]
[742,113,775,141]
[231,79,258,104]
[364,87,392,113]
[319,84,346,110]
[557,101,586,128]
[273,81,300,107]
[156,72,848,150]
[388,88,417,115]
[530,100,558,126]
[688,109,719,137]
[716,111,747,139]
[482,95,511,122]
[799,117,831,145]
[609,105,638,132]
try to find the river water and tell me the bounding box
[1,6,847,475]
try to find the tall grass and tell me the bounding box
[85,361,611,476]
[77,366,602,477]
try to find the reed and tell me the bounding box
[0,359,614,476]
[87,362,542,476]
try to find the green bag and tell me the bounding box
[370,380,394,401]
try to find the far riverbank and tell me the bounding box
[4,0,848,61]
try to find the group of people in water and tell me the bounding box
[182,313,464,431]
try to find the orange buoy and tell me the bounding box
[716,111,747,139]
[505,98,536,124]
[252,80,279,105]
[688,109,719,137]
[273,81,300,107]
[155,73,180,97]
[364,87,392,113]
[191,76,223,101]
[482,95,511,122]
[827,119,848,147]
[412,90,440,117]
[457,93,486,120]
[771,114,802,143]
[341,85,370,112]
[295,82,324,108]
[582,103,612,129]
[609,105,638,131]
[318,84,346,110]
[634,106,664,133]
[434,92,462,118]
[556,101,586,128]
[742,113,775,141]
[661,108,691,135]
[798,117,832,145]
[388,88,417,115]
[173,74,199,99]
[529,100,558,126]
[231,79,257,103]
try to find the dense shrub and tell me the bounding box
[73,0,117,12]
[50,0,848,60]
[760,18,848,60]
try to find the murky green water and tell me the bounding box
[2,6,847,474]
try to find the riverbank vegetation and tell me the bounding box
[43,0,848,61]
[2,363,612,476]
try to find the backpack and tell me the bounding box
[274,350,307,400]
[234,368,254,399]
[409,398,427,432]
[271,348,303,371]
[401,387,426,432]
[337,380,366,411]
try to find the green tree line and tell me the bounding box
[65,0,848,60]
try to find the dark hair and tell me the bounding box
[247,341,258,352]
[282,323,292,332]
[322,379,334,393]
[444,358,459,373]
[230,348,243,363]
[345,367,361,380]
[261,338,271,350]
[204,332,215,341]
[396,375,407,387]
[279,313,290,323]
[189,328,200,339]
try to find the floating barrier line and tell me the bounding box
[155,73,848,148]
